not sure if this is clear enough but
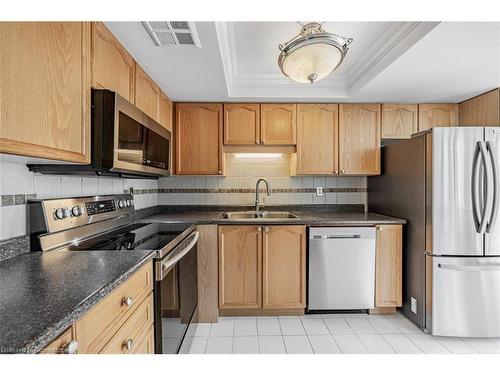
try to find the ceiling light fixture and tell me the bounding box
[278,22,353,84]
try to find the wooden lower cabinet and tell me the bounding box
[375,225,402,308]
[218,225,262,309]
[263,226,306,309]
[41,262,154,354]
[219,225,306,313]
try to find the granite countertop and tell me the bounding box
[0,250,156,354]
[140,207,406,226]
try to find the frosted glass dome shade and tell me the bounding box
[281,43,343,83]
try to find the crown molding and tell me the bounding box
[347,22,440,93]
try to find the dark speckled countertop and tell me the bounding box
[0,250,155,354]
[141,207,406,226]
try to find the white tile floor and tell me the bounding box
[180,313,500,354]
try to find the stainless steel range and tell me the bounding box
[28,194,199,354]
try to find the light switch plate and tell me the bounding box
[316,186,323,197]
[411,297,417,314]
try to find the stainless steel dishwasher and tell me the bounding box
[308,227,376,311]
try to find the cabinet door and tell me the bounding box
[0,22,91,163]
[295,104,339,175]
[418,103,458,131]
[91,22,135,102]
[339,104,381,175]
[261,104,296,145]
[134,64,161,121]
[175,103,223,175]
[262,225,306,309]
[223,103,260,145]
[459,89,500,126]
[381,104,418,139]
[219,226,262,309]
[375,225,402,307]
[159,91,173,131]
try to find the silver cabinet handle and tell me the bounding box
[472,142,483,232]
[264,226,269,232]
[63,340,79,354]
[487,141,499,233]
[122,339,134,350]
[478,141,490,234]
[121,296,134,307]
[257,226,262,232]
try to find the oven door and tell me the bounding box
[155,231,198,354]
[112,93,171,177]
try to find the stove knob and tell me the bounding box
[117,200,125,209]
[54,207,68,220]
[71,206,82,217]
[127,199,134,207]
[125,200,131,207]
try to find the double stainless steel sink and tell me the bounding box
[219,211,300,220]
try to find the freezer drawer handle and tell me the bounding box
[486,141,499,233]
[438,263,500,272]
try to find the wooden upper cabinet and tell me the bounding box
[263,225,306,309]
[375,225,403,308]
[418,103,458,131]
[175,103,223,175]
[223,103,260,145]
[295,104,339,175]
[459,89,500,126]
[0,22,91,163]
[91,22,135,102]
[260,104,297,145]
[219,226,263,309]
[381,104,418,139]
[339,104,381,175]
[159,91,173,131]
[134,64,161,121]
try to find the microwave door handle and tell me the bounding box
[471,142,482,232]
[478,141,490,234]
[486,141,499,233]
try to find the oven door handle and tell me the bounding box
[156,230,199,281]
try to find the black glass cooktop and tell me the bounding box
[64,222,193,252]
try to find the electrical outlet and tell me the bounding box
[411,297,417,314]
[316,186,323,197]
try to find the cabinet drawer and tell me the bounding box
[100,293,154,354]
[75,262,153,353]
[41,327,75,354]
[131,325,155,354]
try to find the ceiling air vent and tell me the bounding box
[142,21,201,47]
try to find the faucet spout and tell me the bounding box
[255,178,271,213]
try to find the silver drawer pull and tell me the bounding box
[121,296,134,307]
[63,340,79,354]
[123,338,134,350]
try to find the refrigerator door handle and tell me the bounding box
[438,263,500,272]
[471,142,482,232]
[486,141,499,233]
[478,141,490,234]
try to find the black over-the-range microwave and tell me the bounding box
[29,89,171,179]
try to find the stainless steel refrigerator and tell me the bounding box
[369,127,500,337]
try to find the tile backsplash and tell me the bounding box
[158,154,367,207]
[0,155,158,241]
[0,153,367,242]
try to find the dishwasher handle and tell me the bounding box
[312,234,362,239]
